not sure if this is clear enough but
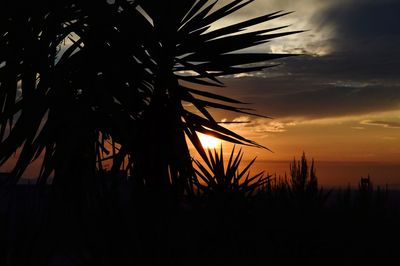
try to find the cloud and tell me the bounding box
[223,116,295,134]
[287,110,400,127]
[360,120,400,129]
[311,0,400,78]
[200,0,400,122]
[212,0,335,56]
[232,73,259,79]
[219,110,400,137]
[316,0,400,42]
[229,0,400,76]
[231,116,250,123]
[220,76,400,119]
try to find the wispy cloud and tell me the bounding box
[361,120,400,129]
[232,73,259,79]
[223,116,296,135]
[281,110,400,127]
[221,76,400,120]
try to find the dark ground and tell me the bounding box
[1,185,400,266]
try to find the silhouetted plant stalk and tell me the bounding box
[250,153,331,211]
[288,152,330,207]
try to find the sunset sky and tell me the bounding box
[2,0,400,187]
[191,0,400,187]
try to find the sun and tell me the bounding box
[199,133,222,149]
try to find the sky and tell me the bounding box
[191,0,400,187]
[2,0,400,187]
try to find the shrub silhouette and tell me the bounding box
[288,152,329,207]
[356,175,389,214]
[192,146,269,202]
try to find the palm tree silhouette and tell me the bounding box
[0,1,299,199]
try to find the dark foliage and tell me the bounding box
[192,146,269,200]
[287,152,330,207]
[0,0,299,197]
[1,1,398,266]
[1,169,399,266]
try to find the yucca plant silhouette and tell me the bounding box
[192,146,269,201]
[127,0,300,195]
[0,2,156,242]
[0,1,299,199]
[0,2,148,185]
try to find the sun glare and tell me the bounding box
[199,133,221,149]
